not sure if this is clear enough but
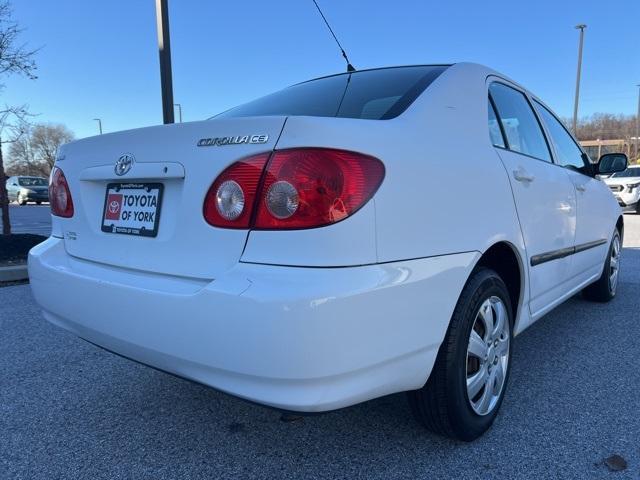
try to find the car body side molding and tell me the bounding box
[530,239,607,267]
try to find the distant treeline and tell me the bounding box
[563,113,639,141]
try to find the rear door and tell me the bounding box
[489,81,577,317]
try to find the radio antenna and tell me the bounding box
[311,0,356,72]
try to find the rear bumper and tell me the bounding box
[16,191,49,202]
[22,193,48,201]
[29,237,478,412]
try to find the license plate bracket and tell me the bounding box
[101,182,163,237]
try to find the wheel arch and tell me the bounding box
[473,241,525,330]
[616,215,624,242]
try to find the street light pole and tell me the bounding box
[572,24,587,135]
[173,103,182,123]
[93,118,103,135]
[155,0,175,124]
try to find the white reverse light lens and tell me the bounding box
[266,181,299,219]
[216,180,245,220]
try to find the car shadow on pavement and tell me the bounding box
[57,248,639,478]
[4,249,639,479]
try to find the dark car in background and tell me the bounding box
[5,176,49,205]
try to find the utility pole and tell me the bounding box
[173,103,182,123]
[572,24,587,135]
[93,118,103,135]
[155,0,175,124]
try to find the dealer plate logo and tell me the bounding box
[105,194,123,220]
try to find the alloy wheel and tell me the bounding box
[465,296,510,416]
[609,234,620,294]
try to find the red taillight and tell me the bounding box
[254,148,385,229]
[49,167,74,218]
[203,153,270,228]
[203,148,385,230]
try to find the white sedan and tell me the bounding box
[29,63,627,441]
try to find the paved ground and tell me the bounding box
[6,204,52,236]
[623,213,640,246]
[1,216,640,479]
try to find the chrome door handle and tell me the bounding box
[576,185,586,192]
[513,169,535,183]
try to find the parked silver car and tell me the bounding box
[5,176,49,205]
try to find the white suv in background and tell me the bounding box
[604,165,640,213]
[30,63,627,441]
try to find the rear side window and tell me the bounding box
[215,66,449,120]
[489,83,552,162]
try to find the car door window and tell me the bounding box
[488,100,506,148]
[489,83,552,162]
[533,101,589,174]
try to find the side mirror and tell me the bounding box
[597,153,628,175]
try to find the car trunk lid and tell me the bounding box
[56,116,286,279]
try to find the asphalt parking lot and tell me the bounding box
[1,216,640,479]
[6,204,52,236]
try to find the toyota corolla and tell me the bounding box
[29,63,627,440]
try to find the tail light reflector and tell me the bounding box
[49,167,74,218]
[203,148,384,230]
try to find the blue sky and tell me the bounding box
[3,0,639,139]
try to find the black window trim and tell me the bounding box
[488,94,509,149]
[292,63,453,87]
[487,78,555,166]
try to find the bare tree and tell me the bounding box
[0,0,37,235]
[7,123,74,176]
[565,113,638,142]
[30,123,74,171]
[6,123,38,175]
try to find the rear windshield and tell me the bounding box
[18,177,47,187]
[215,65,449,120]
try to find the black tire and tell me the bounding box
[36,201,42,205]
[582,229,620,302]
[407,267,513,441]
[18,197,27,206]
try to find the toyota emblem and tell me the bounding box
[115,153,134,176]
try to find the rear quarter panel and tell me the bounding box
[372,64,527,263]
[243,64,530,331]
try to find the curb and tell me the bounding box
[0,263,29,282]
